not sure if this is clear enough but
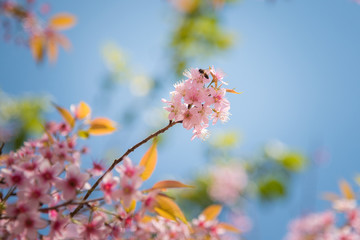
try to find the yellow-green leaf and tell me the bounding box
[218,223,241,234]
[77,130,89,139]
[0,154,9,163]
[139,141,157,181]
[154,194,187,223]
[125,200,136,213]
[53,103,75,128]
[76,101,91,119]
[201,205,222,221]
[339,180,355,199]
[154,207,177,221]
[88,117,116,135]
[152,180,194,190]
[49,13,76,30]
[355,175,360,186]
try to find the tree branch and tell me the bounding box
[0,142,4,156]
[39,197,104,212]
[70,120,181,217]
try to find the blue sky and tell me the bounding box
[1,0,360,239]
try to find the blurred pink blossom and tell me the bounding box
[208,163,248,205]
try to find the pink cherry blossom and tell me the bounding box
[48,214,70,239]
[77,214,110,240]
[114,178,143,208]
[89,160,106,176]
[38,161,62,186]
[12,212,47,240]
[163,67,234,140]
[208,163,248,205]
[116,157,144,180]
[17,183,52,205]
[100,172,119,204]
[56,165,89,200]
[1,168,27,189]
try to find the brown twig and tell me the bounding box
[39,197,104,212]
[0,142,4,155]
[2,186,15,203]
[70,120,181,217]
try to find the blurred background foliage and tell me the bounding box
[168,0,236,75]
[0,90,49,149]
[176,131,306,233]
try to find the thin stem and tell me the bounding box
[70,120,181,217]
[39,197,104,212]
[2,186,16,203]
[0,142,4,155]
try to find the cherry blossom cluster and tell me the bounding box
[163,66,237,140]
[0,101,240,239]
[285,182,360,240]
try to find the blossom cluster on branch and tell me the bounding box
[0,74,240,239]
[163,66,239,140]
[285,180,360,240]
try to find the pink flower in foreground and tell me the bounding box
[192,215,224,239]
[38,161,62,186]
[1,168,28,189]
[6,202,33,218]
[48,214,70,239]
[77,214,109,240]
[115,178,143,208]
[56,165,89,200]
[100,172,119,204]
[12,213,47,240]
[115,157,144,180]
[89,160,106,176]
[17,183,52,205]
[210,65,227,85]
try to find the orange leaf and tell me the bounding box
[139,141,157,181]
[152,180,194,190]
[29,35,44,62]
[49,13,76,30]
[154,194,187,223]
[0,154,9,163]
[76,101,91,119]
[218,223,241,234]
[141,215,154,223]
[88,117,116,135]
[226,89,242,94]
[201,205,222,221]
[339,180,355,199]
[53,103,75,128]
[47,40,58,62]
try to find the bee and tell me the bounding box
[198,69,209,79]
